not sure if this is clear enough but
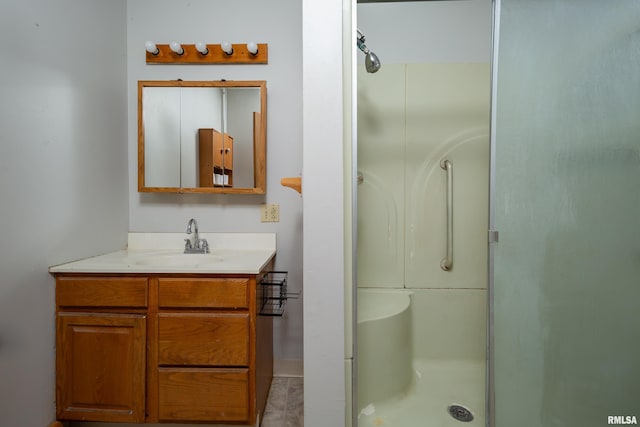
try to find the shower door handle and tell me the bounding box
[440,159,453,271]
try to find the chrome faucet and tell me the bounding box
[184,218,209,254]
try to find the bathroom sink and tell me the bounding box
[134,253,224,267]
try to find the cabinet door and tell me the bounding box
[222,134,233,170]
[57,313,146,422]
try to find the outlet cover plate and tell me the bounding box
[260,204,279,222]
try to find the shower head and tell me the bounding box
[365,51,381,73]
[356,28,381,73]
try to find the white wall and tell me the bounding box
[358,0,492,64]
[302,0,346,425]
[0,0,129,425]
[126,0,303,362]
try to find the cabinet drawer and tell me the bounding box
[158,367,249,422]
[57,276,148,308]
[158,277,249,309]
[158,313,249,366]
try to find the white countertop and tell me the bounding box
[49,232,276,275]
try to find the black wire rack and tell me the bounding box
[258,271,299,316]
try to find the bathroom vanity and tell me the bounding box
[50,233,277,425]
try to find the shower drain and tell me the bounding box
[447,404,474,422]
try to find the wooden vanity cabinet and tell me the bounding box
[54,274,273,426]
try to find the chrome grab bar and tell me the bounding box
[440,159,453,271]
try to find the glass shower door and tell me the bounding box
[491,1,640,426]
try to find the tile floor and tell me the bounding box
[261,376,304,427]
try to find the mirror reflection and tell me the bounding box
[138,80,266,194]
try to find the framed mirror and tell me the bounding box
[138,80,266,194]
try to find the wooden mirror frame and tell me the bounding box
[138,80,266,194]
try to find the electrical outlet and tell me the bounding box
[260,204,280,222]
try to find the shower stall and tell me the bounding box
[355,3,491,426]
[352,1,640,426]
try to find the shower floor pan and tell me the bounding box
[358,358,485,427]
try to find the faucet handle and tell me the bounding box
[184,238,193,249]
[200,239,209,253]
